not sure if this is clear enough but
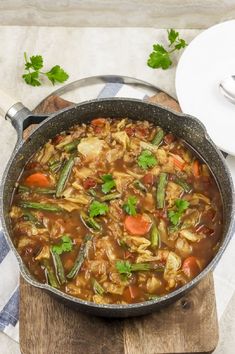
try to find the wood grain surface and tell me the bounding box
[20,92,219,354]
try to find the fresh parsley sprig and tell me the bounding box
[89,200,109,218]
[51,235,73,255]
[168,199,189,226]
[123,196,138,216]
[116,260,150,279]
[137,150,157,170]
[101,174,116,194]
[22,52,69,86]
[147,29,187,70]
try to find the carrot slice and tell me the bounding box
[123,285,141,302]
[128,285,141,300]
[91,118,106,127]
[193,160,200,177]
[182,256,200,279]
[25,173,50,187]
[172,156,185,170]
[124,214,152,236]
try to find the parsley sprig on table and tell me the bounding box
[22,52,69,86]
[168,199,189,226]
[147,29,187,70]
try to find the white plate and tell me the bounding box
[175,20,235,155]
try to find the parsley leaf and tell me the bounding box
[101,174,116,194]
[175,38,187,50]
[22,52,69,86]
[116,260,132,277]
[51,235,73,255]
[147,45,172,70]
[123,196,137,216]
[137,150,157,169]
[24,54,43,70]
[147,29,187,70]
[89,200,109,218]
[22,71,41,87]
[167,29,179,45]
[168,199,189,226]
[45,65,69,85]
[116,260,150,279]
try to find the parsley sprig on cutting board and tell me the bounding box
[22,52,69,86]
[147,29,187,70]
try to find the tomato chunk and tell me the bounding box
[125,127,135,137]
[52,134,64,145]
[182,256,200,279]
[25,173,50,187]
[142,173,154,186]
[124,214,152,235]
[164,133,175,144]
[83,178,97,190]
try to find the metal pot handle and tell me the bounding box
[0,90,48,141]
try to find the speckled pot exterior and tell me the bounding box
[1,98,234,318]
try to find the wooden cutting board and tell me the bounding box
[20,92,219,354]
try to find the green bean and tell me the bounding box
[147,294,160,300]
[80,211,101,232]
[67,234,92,279]
[92,278,105,295]
[133,180,147,193]
[156,172,168,209]
[151,129,164,146]
[56,156,75,197]
[88,188,96,197]
[173,176,192,193]
[18,185,56,195]
[51,250,66,284]
[63,139,80,153]
[130,262,151,272]
[22,210,44,227]
[19,201,62,212]
[49,160,64,174]
[43,260,59,288]
[150,223,160,248]
[100,192,121,201]
[152,264,165,272]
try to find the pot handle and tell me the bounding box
[0,89,48,141]
[0,89,22,118]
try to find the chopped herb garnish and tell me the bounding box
[137,150,157,170]
[101,174,116,194]
[123,196,138,216]
[168,199,189,226]
[51,235,73,255]
[92,278,105,295]
[89,201,109,218]
[116,260,150,279]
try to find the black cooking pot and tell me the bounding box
[0,94,234,317]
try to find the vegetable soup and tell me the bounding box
[9,118,223,304]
